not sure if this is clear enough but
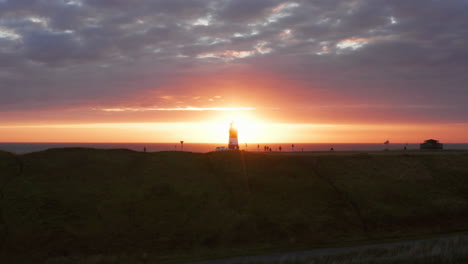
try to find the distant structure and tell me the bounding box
[216,146,229,151]
[420,139,443,150]
[383,140,390,151]
[228,122,239,150]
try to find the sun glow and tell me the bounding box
[206,109,267,143]
[1,122,468,143]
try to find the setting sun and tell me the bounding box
[207,108,266,143]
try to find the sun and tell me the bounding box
[208,109,265,143]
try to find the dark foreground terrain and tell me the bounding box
[1,148,468,263]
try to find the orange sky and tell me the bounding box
[1,1,467,144]
[1,121,467,144]
[1,72,467,143]
[1,73,467,144]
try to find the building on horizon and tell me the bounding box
[228,122,239,150]
[420,139,443,150]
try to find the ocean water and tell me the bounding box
[1,142,468,154]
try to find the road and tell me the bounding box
[187,234,468,264]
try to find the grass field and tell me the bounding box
[1,148,468,263]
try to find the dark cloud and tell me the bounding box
[0,0,467,123]
[216,0,282,22]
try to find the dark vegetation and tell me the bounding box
[1,148,468,263]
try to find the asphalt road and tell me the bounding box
[187,234,468,264]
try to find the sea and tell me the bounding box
[1,142,468,154]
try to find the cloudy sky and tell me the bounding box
[1,0,467,143]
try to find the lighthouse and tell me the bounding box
[228,122,239,150]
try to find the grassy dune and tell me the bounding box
[1,149,468,263]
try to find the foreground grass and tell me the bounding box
[1,149,468,263]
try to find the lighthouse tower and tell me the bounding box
[228,122,239,150]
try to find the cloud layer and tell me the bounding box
[1,0,468,124]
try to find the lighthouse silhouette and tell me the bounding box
[228,122,239,150]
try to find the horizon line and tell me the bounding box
[2,141,467,144]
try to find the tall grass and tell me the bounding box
[1,149,468,263]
